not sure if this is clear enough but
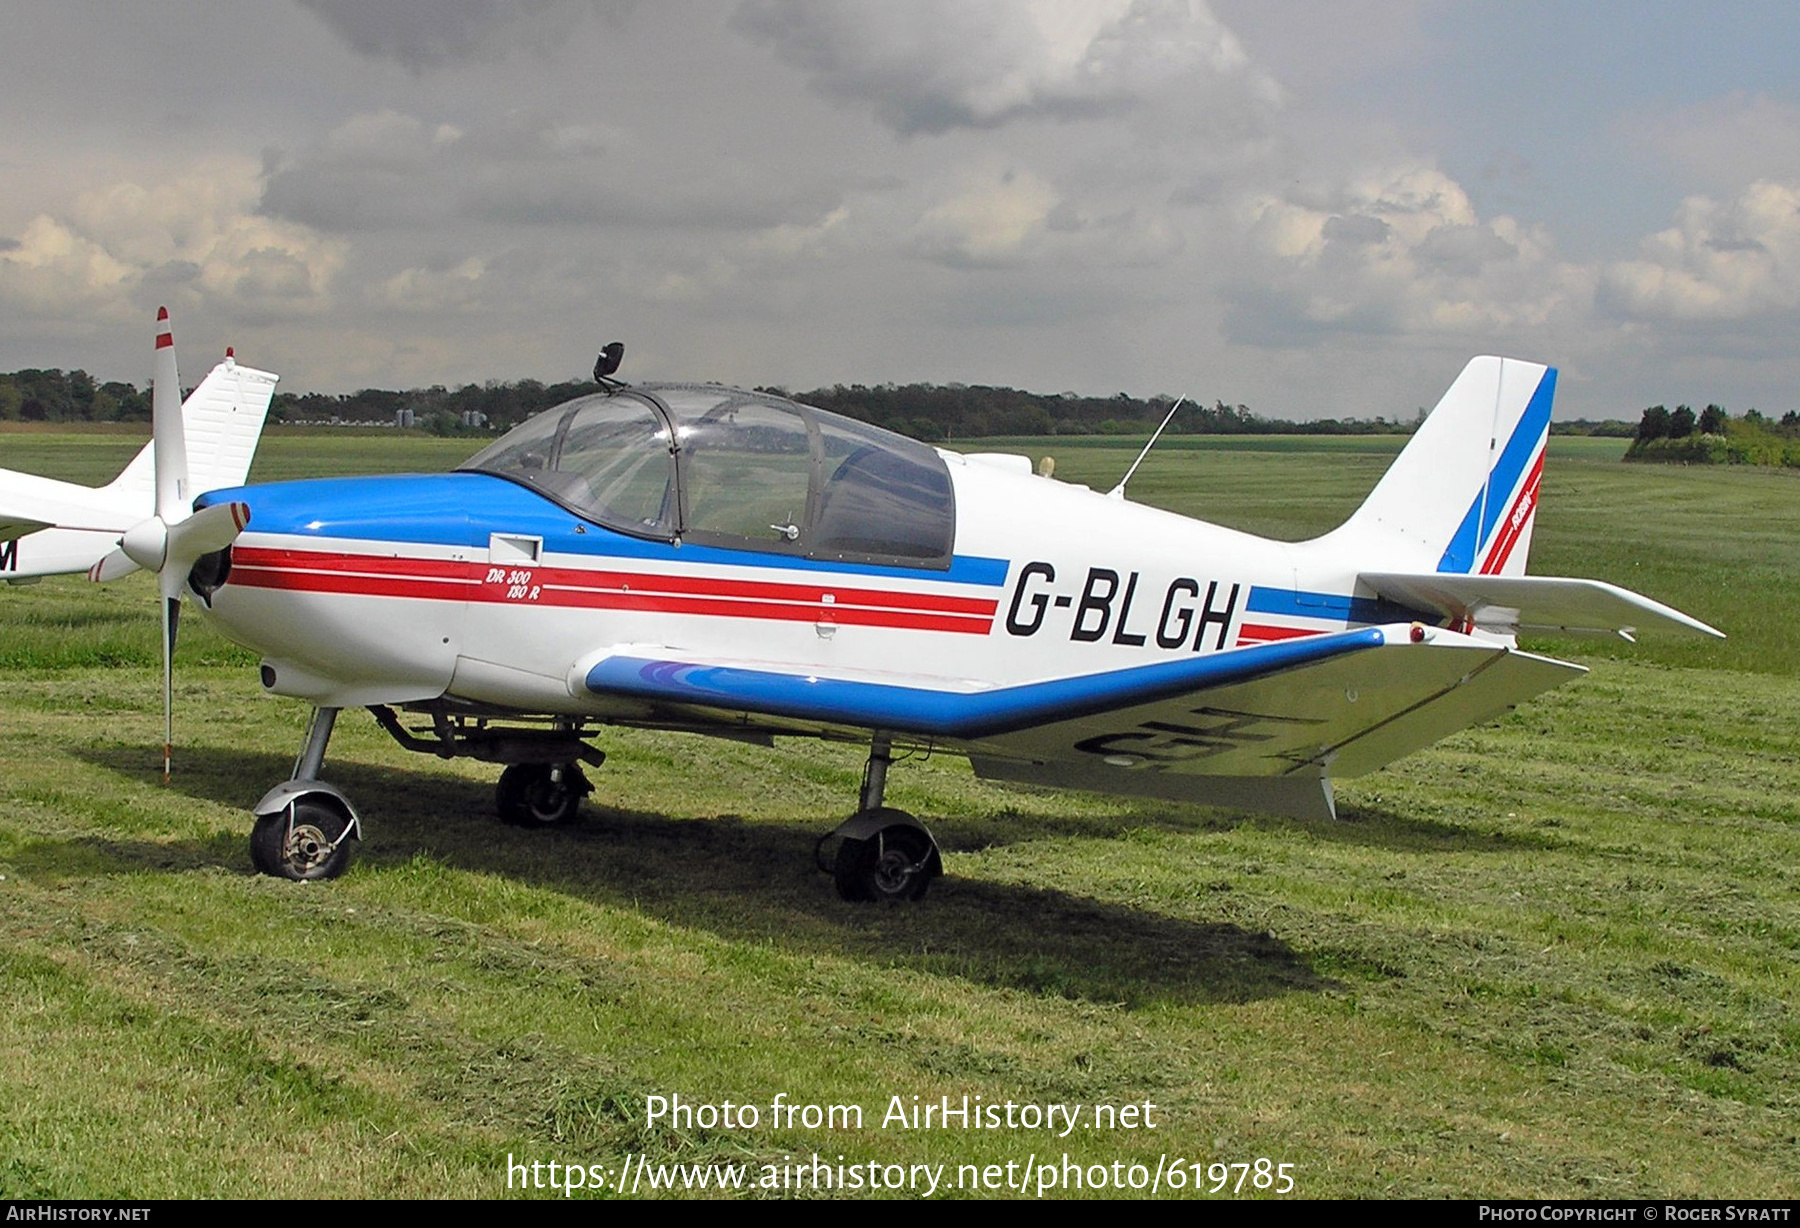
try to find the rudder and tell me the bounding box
[1325,356,1554,577]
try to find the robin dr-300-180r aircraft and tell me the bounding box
[44,311,1722,901]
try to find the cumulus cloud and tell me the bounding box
[753,206,851,260]
[733,0,1277,135]
[1230,165,1590,341]
[1601,181,1800,321]
[0,161,344,323]
[907,166,1187,272]
[375,257,488,313]
[0,215,137,319]
[912,170,1058,266]
[295,0,635,68]
[261,111,479,231]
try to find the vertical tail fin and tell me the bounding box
[105,350,278,502]
[0,314,276,582]
[1327,356,1554,577]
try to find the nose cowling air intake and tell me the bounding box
[189,546,233,606]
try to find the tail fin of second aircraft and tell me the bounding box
[103,352,278,503]
[0,321,277,583]
[1325,356,1553,577]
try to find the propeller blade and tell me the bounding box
[165,500,249,569]
[88,548,142,583]
[131,309,242,783]
[161,593,178,783]
[109,312,251,779]
[146,501,247,783]
[151,307,189,528]
[114,481,248,578]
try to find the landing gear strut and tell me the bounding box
[246,705,608,880]
[249,706,361,881]
[820,732,942,902]
[368,706,602,829]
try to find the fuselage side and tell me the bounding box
[197,456,1424,714]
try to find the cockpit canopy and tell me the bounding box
[460,384,956,568]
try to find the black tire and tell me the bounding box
[496,763,586,827]
[833,824,933,903]
[250,799,356,881]
[249,826,276,876]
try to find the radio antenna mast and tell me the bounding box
[1108,396,1187,499]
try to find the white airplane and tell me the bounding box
[77,311,1721,900]
[0,310,277,584]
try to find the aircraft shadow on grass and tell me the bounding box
[938,795,1556,856]
[50,744,1356,1007]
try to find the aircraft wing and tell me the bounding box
[0,510,50,542]
[0,469,140,540]
[575,625,1584,820]
[1359,572,1723,640]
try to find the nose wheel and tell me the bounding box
[251,798,356,881]
[249,707,362,881]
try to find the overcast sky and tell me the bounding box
[2,0,1797,420]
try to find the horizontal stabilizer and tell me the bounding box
[1359,572,1723,639]
[0,512,50,542]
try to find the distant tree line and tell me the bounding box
[3,365,1662,443]
[0,368,151,422]
[772,382,1433,440]
[1549,418,1639,439]
[268,379,1434,440]
[273,380,599,436]
[1,368,1417,438]
[1627,403,1800,466]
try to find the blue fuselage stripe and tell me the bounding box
[198,473,1009,586]
[585,627,1388,739]
[1246,586,1421,626]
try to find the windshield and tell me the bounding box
[460,392,676,538]
[462,384,955,566]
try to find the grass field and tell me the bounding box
[0,427,1794,1199]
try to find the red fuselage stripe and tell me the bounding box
[1234,623,1319,644]
[230,547,997,615]
[227,548,996,634]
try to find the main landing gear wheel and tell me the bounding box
[832,813,936,903]
[496,762,591,827]
[250,799,357,881]
[823,735,943,902]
